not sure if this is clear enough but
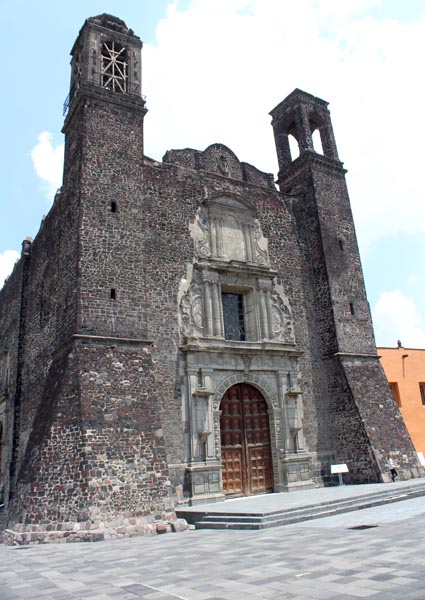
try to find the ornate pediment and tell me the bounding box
[203,144,243,180]
[208,194,256,214]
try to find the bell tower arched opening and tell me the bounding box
[220,383,273,497]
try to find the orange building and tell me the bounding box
[378,344,425,462]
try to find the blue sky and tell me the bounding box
[1,0,424,348]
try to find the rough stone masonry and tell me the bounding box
[0,13,422,544]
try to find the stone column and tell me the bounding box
[258,288,268,340]
[265,288,274,339]
[203,271,222,338]
[258,280,273,340]
[210,218,218,257]
[217,217,224,258]
[211,282,223,337]
[249,224,256,264]
[243,223,253,263]
[203,281,213,337]
[210,216,225,259]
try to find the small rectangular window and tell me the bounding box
[349,302,355,316]
[420,383,425,406]
[222,293,245,341]
[389,382,401,407]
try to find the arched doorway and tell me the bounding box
[220,383,273,496]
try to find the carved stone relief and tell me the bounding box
[253,220,270,266]
[190,206,211,259]
[222,215,246,262]
[179,283,203,339]
[190,202,270,266]
[218,155,230,176]
[271,285,295,343]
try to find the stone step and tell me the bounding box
[179,482,425,525]
[180,483,425,530]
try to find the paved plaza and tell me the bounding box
[1,491,425,599]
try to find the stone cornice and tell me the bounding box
[53,333,154,357]
[278,150,346,185]
[63,84,147,134]
[324,351,381,360]
[156,159,278,194]
[180,339,302,356]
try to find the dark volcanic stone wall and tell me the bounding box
[0,17,422,544]
[0,185,79,511]
[139,151,337,482]
[7,338,175,543]
[70,96,147,338]
[0,258,24,505]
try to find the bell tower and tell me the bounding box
[61,14,148,338]
[65,14,145,120]
[270,89,421,481]
[270,89,375,356]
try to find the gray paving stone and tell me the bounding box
[1,494,425,599]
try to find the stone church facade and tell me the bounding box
[0,14,422,543]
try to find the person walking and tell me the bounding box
[387,455,398,482]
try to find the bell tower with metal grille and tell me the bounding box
[61,13,148,338]
[65,14,145,117]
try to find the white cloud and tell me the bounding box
[140,0,425,257]
[31,132,64,201]
[0,250,20,288]
[28,2,425,254]
[407,274,423,286]
[373,290,425,348]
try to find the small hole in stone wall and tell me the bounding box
[111,201,117,213]
[339,239,344,251]
[110,288,117,301]
[349,302,355,316]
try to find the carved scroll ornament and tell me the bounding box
[179,283,203,339]
[253,219,270,266]
[271,288,295,343]
[194,207,212,259]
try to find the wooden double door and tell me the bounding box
[220,383,273,496]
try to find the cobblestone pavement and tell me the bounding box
[1,496,425,600]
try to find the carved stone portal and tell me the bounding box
[179,194,312,503]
